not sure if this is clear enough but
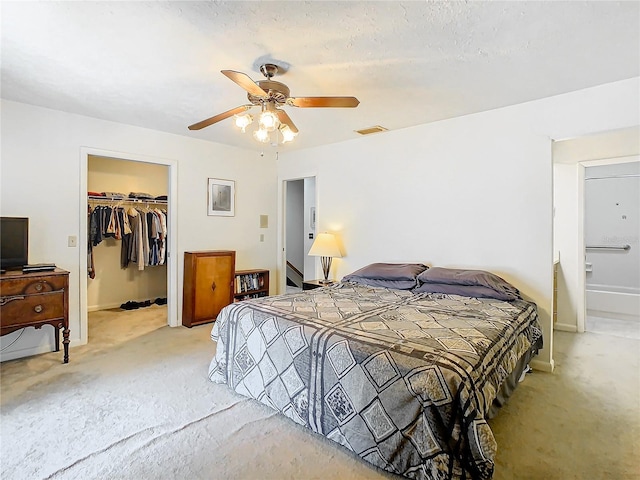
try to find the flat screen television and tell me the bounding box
[1,217,29,270]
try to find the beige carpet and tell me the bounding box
[1,305,638,480]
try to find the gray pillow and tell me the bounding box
[412,282,516,301]
[344,278,420,290]
[342,263,428,290]
[416,267,520,300]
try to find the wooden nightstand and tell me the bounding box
[303,279,335,290]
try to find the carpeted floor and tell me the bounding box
[1,305,638,480]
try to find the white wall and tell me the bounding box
[585,161,640,292]
[2,77,637,365]
[87,156,169,311]
[553,163,580,331]
[0,100,278,361]
[278,77,640,372]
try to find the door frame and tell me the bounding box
[79,147,179,345]
[278,173,317,295]
[577,155,639,333]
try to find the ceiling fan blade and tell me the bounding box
[188,105,249,131]
[221,70,268,97]
[287,96,360,108]
[276,109,299,133]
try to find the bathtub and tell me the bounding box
[586,284,640,321]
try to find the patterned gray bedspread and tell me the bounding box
[209,282,542,480]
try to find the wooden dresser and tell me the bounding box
[0,268,70,363]
[182,251,235,327]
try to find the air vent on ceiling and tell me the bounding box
[355,125,388,135]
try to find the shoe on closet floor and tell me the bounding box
[120,301,139,310]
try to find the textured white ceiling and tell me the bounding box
[2,1,639,152]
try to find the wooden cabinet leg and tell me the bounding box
[62,327,70,363]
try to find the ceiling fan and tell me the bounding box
[188,63,360,144]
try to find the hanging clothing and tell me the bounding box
[87,200,168,278]
[88,205,96,279]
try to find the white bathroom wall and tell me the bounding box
[584,161,640,319]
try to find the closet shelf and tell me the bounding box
[88,195,167,206]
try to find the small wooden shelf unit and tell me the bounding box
[234,269,269,302]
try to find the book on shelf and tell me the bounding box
[235,272,265,293]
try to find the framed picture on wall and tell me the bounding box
[207,178,235,216]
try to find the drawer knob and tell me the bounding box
[211,281,217,292]
[35,283,43,292]
[34,304,43,313]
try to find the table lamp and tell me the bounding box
[308,233,342,283]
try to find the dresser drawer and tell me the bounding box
[0,275,67,296]
[0,291,65,328]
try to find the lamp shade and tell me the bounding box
[308,233,342,258]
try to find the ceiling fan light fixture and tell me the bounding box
[234,113,253,132]
[280,124,297,143]
[253,128,270,143]
[259,109,280,132]
[188,64,359,145]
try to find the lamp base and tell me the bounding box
[318,278,333,284]
[320,256,333,285]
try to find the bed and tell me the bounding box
[208,264,542,480]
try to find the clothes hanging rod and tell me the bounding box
[88,195,167,205]
[586,244,630,251]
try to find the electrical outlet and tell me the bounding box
[260,234,264,242]
[68,235,77,247]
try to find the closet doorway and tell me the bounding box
[80,149,178,347]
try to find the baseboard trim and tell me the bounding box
[0,343,53,362]
[554,322,578,332]
[587,309,640,323]
[88,300,157,312]
[88,302,124,312]
[530,359,555,373]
